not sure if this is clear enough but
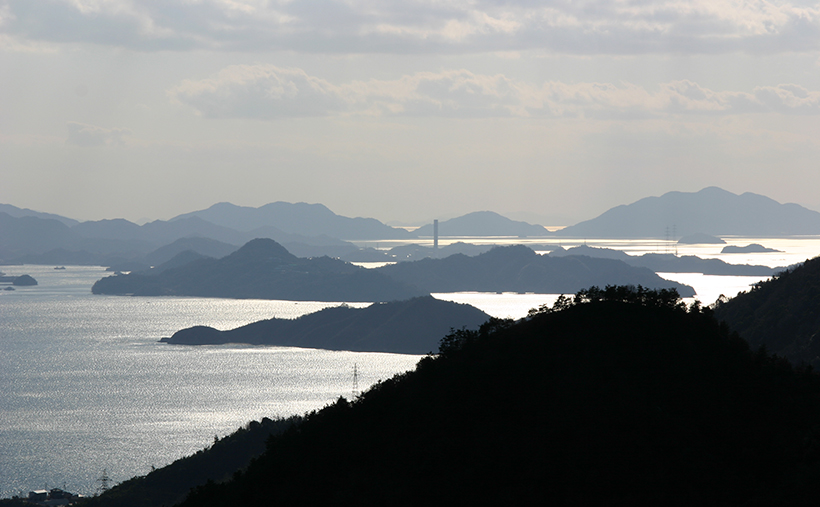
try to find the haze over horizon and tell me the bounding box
[1,1,819,224]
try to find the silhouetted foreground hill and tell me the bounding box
[80,417,299,507]
[715,256,820,368]
[377,245,696,296]
[165,296,490,354]
[155,287,820,506]
[92,238,423,302]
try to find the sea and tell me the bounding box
[2,236,818,498]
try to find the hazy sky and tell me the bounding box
[1,1,819,225]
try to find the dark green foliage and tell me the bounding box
[80,417,298,507]
[715,256,820,368]
[176,288,820,507]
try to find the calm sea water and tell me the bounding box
[0,266,417,498]
[2,237,817,498]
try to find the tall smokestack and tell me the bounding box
[433,219,439,253]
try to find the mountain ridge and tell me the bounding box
[556,186,820,238]
[91,238,424,302]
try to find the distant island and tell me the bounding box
[169,201,412,241]
[555,187,820,238]
[411,211,549,237]
[551,245,777,276]
[376,244,696,296]
[92,238,423,302]
[91,239,696,300]
[163,297,490,354]
[0,274,37,286]
[721,243,782,254]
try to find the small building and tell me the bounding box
[28,490,48,502]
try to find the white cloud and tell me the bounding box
[169,65,820,119]
[169,65,351,118]
[2,0,818,54]
[66,121,131,146]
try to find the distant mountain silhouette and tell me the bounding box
[105,237,241,273]
[164,297,490,354]
[557,187,820,238]
[412,211,549,237]
[715,256,820,368]
[4,248,131,267]
[0,207,360,266]
[0,203,79,227]
[170,201,411,241]
[92,238,424,302]
[0,212,80,259]
[551,245,776,276]
[376,245,695,296]
[143,237,239,267]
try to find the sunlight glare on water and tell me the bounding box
[0,266,416,498]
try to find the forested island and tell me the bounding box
[92,239,696,300]
[550,244,777,276]
[91,238,423,302]
[77,286,820,507]
[164,296,490,354]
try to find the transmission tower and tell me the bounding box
[97,469,111,495]
[352,363,360,399]
[673,224,678,256]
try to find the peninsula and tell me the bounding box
[163,296,490,354]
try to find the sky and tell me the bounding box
[1,1,819,226]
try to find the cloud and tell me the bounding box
[169,65,820,119]
[66,121,131,146]
[2,0,818,55]
[169,65,351,118]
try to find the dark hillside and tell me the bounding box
[176,289,820,506]
[81,417,298,507]
[166,296,490,354]
[715,256,820,368]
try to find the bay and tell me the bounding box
[3,235,819,498]
[0,266,418,498]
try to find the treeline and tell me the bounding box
[80,417,298,507]
[165,286,820,506]
[715,256,820,368]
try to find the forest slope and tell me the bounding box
[171,289,820,506]
[715,256,820,368]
